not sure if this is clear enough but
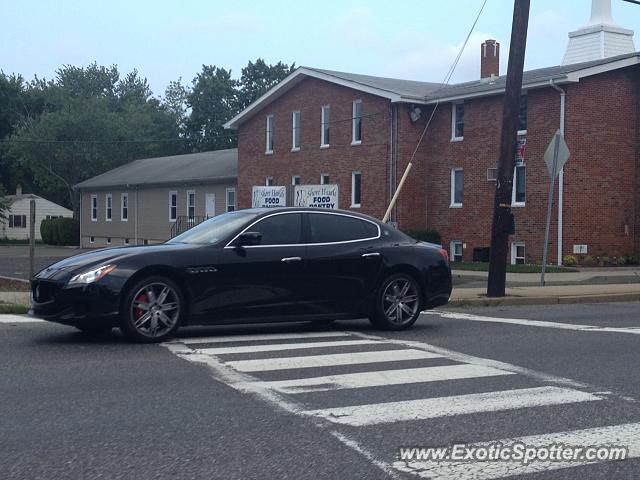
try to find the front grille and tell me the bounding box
[33,281,61,303]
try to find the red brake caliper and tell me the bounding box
[134,293,148,319]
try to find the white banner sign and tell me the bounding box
[294,184,339,209]
[252,186,287,208]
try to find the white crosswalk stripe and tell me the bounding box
[302,386,600,426]
[257,364,515,393]
[164,330,636,479]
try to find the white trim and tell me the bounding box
[265,114,274,154]
[320,173,330,185]
[352,99,362,145]
[291,175,300,186]
[321,105,330,147]
[291,110,300,151]
[186,189,196,220]
[450,240,463,262]
[225,210,381,249]
[265,176,274,186]
[120,192,128,222]
[226,188,236,212]
[511,241,526,265]
[450,168,463,208]
[89,236,95,244]
[169,191,177,222]
[451,102,464,141]
[512,164,526,207]
[90,194,97,222]
[351,171,361,208]
[105,193,112,222]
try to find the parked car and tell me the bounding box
[30,208,452,342]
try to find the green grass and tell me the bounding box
[452,262,578,273]
[0,303,29,314]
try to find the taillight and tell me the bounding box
[439,248,449,264]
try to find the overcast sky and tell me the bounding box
[2,0,639,96]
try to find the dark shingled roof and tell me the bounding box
[74,149,237,190]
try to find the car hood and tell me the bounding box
[35,243,194,280]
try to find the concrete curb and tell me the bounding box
[447,293,640,308]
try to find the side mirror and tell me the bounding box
[234,231,262,247]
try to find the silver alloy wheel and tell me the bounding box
[130,282,180,338]
[381,278,419,325]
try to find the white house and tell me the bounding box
[1,186,73,241]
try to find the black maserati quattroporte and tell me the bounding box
[30,208,452,342]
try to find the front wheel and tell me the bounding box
[120,276,184,343]
[370,273,422,330]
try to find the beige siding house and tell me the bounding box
[75,149,237,248]
[0,186,73,241]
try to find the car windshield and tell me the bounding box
[166,211,258,245]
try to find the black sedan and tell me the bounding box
[30,208,452,342]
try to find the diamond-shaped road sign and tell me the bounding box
[544,129,570,178]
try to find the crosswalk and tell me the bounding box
[164,329,640,479]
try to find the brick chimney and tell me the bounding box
[481,39,500,79]
[16,184,22,196]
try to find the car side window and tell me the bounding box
[308,213,379,244]
[250,213,303,245]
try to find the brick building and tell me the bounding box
[225,3,638,266]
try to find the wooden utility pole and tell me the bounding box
[487,0,531,297]
[29,199,36,280]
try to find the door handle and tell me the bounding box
[362,252,381,258]
[281,256,302,263]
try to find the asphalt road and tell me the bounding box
[2,302,640,479]
[0,246,91,279]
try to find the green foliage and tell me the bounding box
[237,59,295,110]
[453,262,578,273]
[40,217,79,246]
[401,229,442,245]
[0,185,10,221]
[563,255,578,267]
[617,256,627,266]
[583,255,595,266]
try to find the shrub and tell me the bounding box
[601,256,610,266]
[583,255,595,266]
[618,256,627,266]
[563,255,577,267]
[40,218,79,246]
[401,229,442,245]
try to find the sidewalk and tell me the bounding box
[449,283,640,308]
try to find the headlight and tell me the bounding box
[68,265,116,286]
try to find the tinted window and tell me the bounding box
[309,213,378,244]
[252,213,303,245]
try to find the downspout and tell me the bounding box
[549,79,566,266]
[388,104,394,222]
[134,187,139,245]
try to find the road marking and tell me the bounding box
[394,422,640,480]
[198,339,378,355]
[428,311,640,335]
[257,364,515,393]
[176,331,351,344]
[226,349,441,372]
[303,386,600,426]
[0,314,42,324]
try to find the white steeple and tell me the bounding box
[562,0,635,65]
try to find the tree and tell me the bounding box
[185,65,238,152]
[163,78,190,136]
[0,185,10,221]
[238,59,295,111]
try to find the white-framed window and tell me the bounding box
[352,100,362,145]
[292,111,300,151]
[450,168,463,207]
[451,102,464,141]
[351,171,361,207]
[105,193,112,221]
[321,105,330,147]
[124,238,130,245]
[226,188,236,212]
[265,114,274,154]
[487,168,498,181]
[512,165,526,206]
[320,173,330,185]
[107,237,111,245]
[450,240,463,262]
[91,194,97,221]
[90,236,95,244]
[511,241,526,265]
[187,190,195,220]
[169,191,177,222]
[8,215,26,228]
[121,193,128,221]
[266,176,274,186]
[291,175,300,186]
[518,94,528,134]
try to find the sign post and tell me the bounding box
[541,129,570,286]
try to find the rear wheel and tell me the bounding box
[120,276,183,343]
[370,273,422,330]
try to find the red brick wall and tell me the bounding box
[236,77,392,219]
